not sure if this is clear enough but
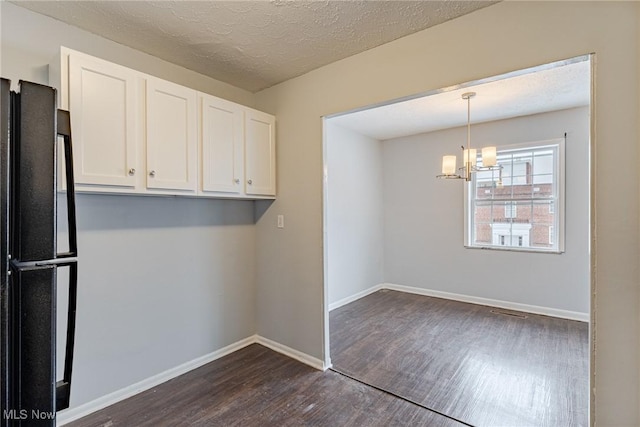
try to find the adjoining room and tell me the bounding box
[324,57,591,426]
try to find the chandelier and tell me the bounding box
[437,92,500,181]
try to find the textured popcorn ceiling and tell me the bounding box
[14,1,496,92]
[330,59,591,140]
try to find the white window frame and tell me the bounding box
[464,138,565,253]
[504,203,517,219]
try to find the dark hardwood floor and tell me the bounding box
[330,290,589,427]
[67,343,465,427]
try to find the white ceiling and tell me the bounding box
[329,59,591,140]
[14,0,496,92]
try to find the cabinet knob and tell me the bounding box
[234,179,240,184]
[247,179,253,185]
[149,170,156,177]
[128,168,136,176]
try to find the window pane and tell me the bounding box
[473,222,492,245]
[530,223,554,248]
[475,168,496,182]
[498,158,514,186]
[491,183,513,200]
[532,152,554,175]
[475,181,494,200]
[532,175,554,197]
[515,201,533,223]
[490,201,509,224]
[474,202,492,225]
[510,154,532,185]
[511,182,534,198]
[532,200,555,226]
[489,221,532,248]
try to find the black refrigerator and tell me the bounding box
[0,79,78,426]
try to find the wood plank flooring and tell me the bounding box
[330,290,589,427]
[67,343,465,426]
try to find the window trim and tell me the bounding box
[463,137,565,254]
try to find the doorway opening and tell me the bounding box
[322,55,592,426]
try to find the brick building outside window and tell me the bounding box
[466,139,564,252]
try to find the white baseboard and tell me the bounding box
[57,333,327,426]
[382,282,589,322]
[57,335,256,426]
[328,284,383,311]
[328,282,588,322]
[255,335,329,371]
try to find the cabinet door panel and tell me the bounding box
[69,54,137,187]
[146,79,196,192]
[201,96,243,194]
[245,110,276,196]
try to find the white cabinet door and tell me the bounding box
[245,109,276,196]
[200,95,244,194]
[69,54,138,187]
[146,78,197,192]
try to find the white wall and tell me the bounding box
[383,107,589,314]
[1,2,257,408]
[325,122,383,306]
[254,2,639,424]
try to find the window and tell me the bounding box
[504,203,517,218]
[465,138,564,252]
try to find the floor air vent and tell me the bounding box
[490,309,528,319]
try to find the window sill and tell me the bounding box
[464,245,564,254]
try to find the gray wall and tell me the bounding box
[253,2,639,424]
[383,107,589,314]
[325,123,383,306]
[61,196,256,406]
[1,2,257,408]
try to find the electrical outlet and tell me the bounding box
[277,215,284,228]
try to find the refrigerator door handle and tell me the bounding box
[56,109,77,259]
[56,259,77,411]
[55,109,78,411]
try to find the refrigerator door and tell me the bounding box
[11,81,57,262]
[11,265,57,422]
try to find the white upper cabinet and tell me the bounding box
[146,79,197,193]
[200,97,276,198]
[200,94,244,195]
[68,53,138,188]
[53,47,275,199]
[245,109,276,196]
